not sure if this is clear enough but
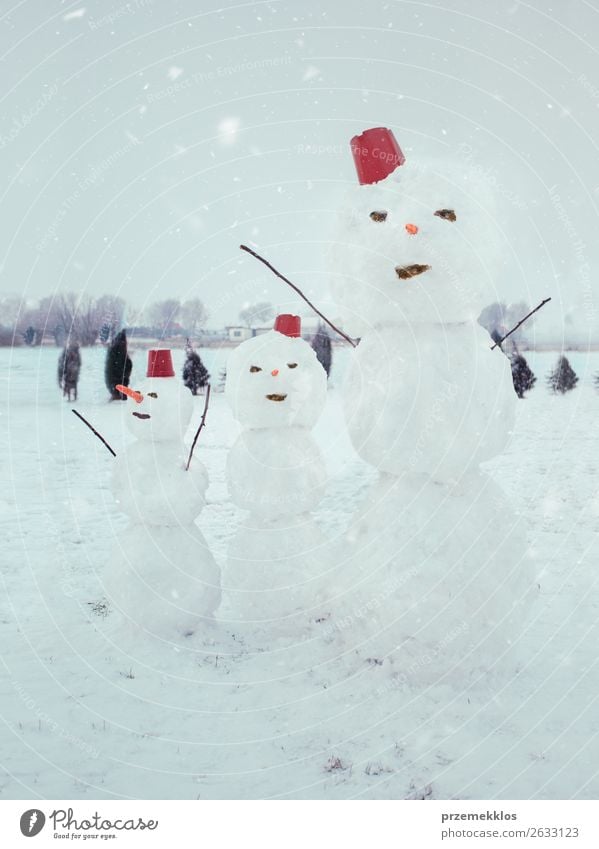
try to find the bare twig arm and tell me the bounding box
[72,410,116,457]
[185,384,211,471]
[239,244,357,348]
[491,298,552,350]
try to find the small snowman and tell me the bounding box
[327,128,533,683]
[224,315,329,635]
[104,349,221,637]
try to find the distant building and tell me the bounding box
[200,328,228,342]
[226,326,254,342]
[226,318,338,343]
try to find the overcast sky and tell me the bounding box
[0,0,597,337]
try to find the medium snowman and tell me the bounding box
[104,349,221,637]
[327,128,534,683]
[224,315,329,636]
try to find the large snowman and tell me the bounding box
[103,349,221,637]
[328,128,534,684]
[224,315,329,636]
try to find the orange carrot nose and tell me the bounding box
[271,368,279,377]
[405,223,419,235]
[116,385,143,403]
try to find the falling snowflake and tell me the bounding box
[302,66,320,82]
[63,7,86,21]
[217,117,241,145]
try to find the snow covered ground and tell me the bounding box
[1,345,598,800]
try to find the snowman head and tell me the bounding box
[121,349,193,443]
[225,315,327,430]
[329,127,504,334]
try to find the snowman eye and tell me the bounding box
[287,363,298,369]
[370,210,387,222]
[434,209,457,222]
[250,365,262,373]
[147,392,158,398]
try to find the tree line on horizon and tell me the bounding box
[4,290,590,399]
[0,293,282,348]
[0,293,212,347]
[0,294,548,351]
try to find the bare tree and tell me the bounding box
[78,297,102,346]
[16,304,45,344]
[52,293,100,346]
[239,301,274,328]
[479,301,535,349]
[34,296,62,342]
[180,298,209,336]
[0,294,26,328]
[95,295,127,333]
[478,302,507,337]
[146,299,181,336]
[124,303,143,327]
[7,293,129,347]
[53,292,78,339]
[505,301,534,346]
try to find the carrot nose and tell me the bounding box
[405,223,419,235]
[116,385,143,403]
[271,368,279,377]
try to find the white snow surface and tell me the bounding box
[2,346,599,800]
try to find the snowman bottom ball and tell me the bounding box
[104,524,221,636]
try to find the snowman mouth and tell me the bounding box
[395,264,431,279]
[266,393,287,402]
[132,412,151,419]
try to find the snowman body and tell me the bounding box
[343,322,515,479]
[105,362,221,637]
[224,324,329,633]
[328,133,533,684]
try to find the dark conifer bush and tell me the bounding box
[311,323,333,378]
[105,329,132,400]
[547,355,578,395]
[182,340,210,395]
[511,353,536,398]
